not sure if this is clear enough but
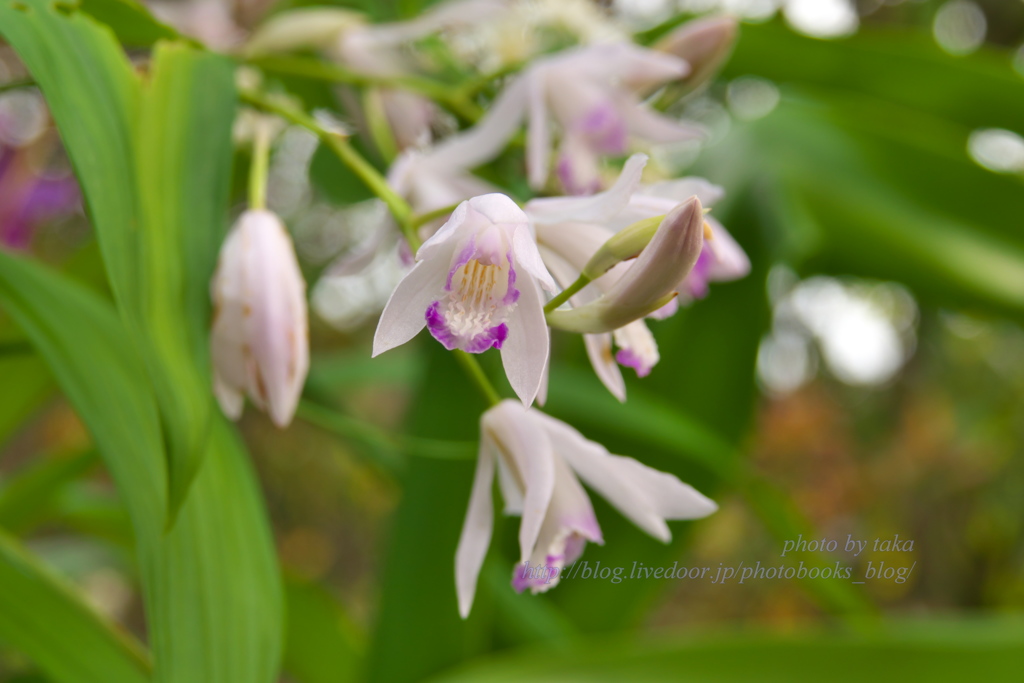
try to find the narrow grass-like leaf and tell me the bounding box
[0,522,150,683]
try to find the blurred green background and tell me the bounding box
[2,0,1024,681]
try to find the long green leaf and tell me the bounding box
[428,621,1024,682]
[77,0,181,47]
[0,252,283,683]
[0,450,99,534]
[725,20,1024,134]
[0,529,150,683]
[136,42,236,516]
[0,2,240,515]
[0,0,141,309]
[283,576,364,683]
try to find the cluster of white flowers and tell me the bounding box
[204,0,749,617]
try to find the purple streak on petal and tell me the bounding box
[462,323,508,353]
[556,156,601,197]
[616,348,654,378]
[425,301,460,350]
[502,252,520,305]
[581,104,628,154]
[445,236,476,291]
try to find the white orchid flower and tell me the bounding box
[210,209,309,428]
[373,194,556,405]
[450,42,702,194]
[455,400,717,617]
[526,154,748,398]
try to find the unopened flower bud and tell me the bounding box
[210,209,309,427]
[581,213,664,280]
[243,8,365,56]
[654,15,738,95]
[546,197,704,333]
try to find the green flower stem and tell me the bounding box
[297,400,477,468]
[247,55,482,121]
[543,275,590,314]
[0,78,35,94]
[453,351,502,407]
[239,89,504,409]
[239,89,415,240]
[411,202,461,229]
[248,118,272,210]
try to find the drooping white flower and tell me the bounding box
[455,400,717,617]
[373,194,555,405]
[453,42,703,194]
[210,209,309,427]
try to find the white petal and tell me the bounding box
[512,224,556,292]
[485,402,556,561]
[705,217,751,281]
[609,42,690,91]
[640,177,725,206]
[496,454,524,514]
[455,441,496,619]
[417,201,468,260]
[624,106,706,144]
[539,415,717,541]
[536,221,614,273]
[536,353,550,407]
[537,416,669,541]
[516,454,602,594]
[430,76,529,170]
[468,192,529,226]
[584,333,626,402]
[212,372,244,420]
[499,276,550,406]
[526,67,552,190]
[602,455,718,521]
[371,254,449,356]
[526,154,648,226]
[242,210,309,428]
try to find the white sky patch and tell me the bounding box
[933,0,986,55]
[784,0,859,39]
[968,128,1024,174]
